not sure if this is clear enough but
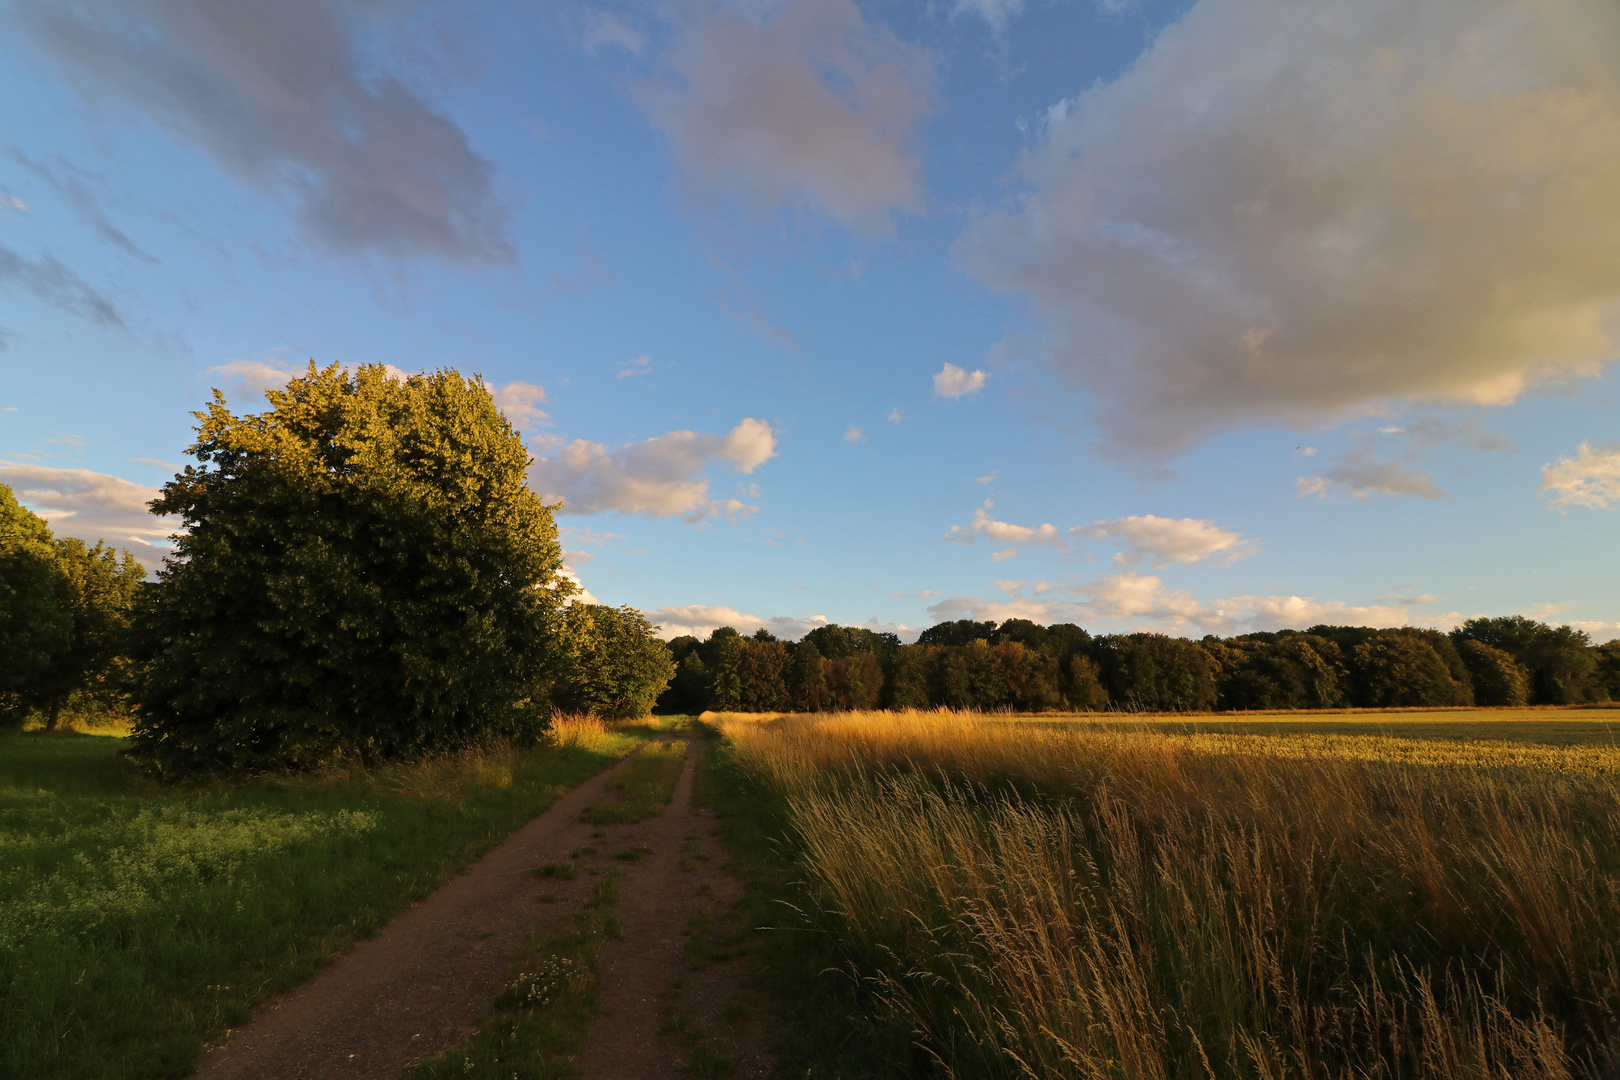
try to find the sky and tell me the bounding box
[2,0,1618,644]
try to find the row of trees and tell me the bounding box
[657,616,1620,715]
[0,364,670,774]
[1,487,144,729]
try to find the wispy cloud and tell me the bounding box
[0,241,123,328]
[17,0,512,262]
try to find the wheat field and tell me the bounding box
[714,710,1620,1080]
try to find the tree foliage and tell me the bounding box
[129,363,569,772]
[550,604,675,718]
[0,485,143,728]
[653,616,1614,715]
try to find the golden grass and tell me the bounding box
[719,710,1620,1080]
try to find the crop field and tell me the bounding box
[710,708,1620,1080]
[0,717,648,1080]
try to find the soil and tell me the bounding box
[191,736,773,1080]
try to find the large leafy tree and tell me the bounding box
[129,363,569,772]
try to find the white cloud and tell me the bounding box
[646,604,829,641]
[933,572,1454,636]
[958,0,1620,455]
[887,407,903,422]
[976,470,997,484]
[1072,514,1255,568]
[945,502,1062,556]
[640,0,934,231]
[17,0,511,262]
[1542,442,1620,511]
[844,425,865,443]
[491,381,549,432]
[0,462,177,569]
[580,10,646,55]
[529,418,778,521]
[933,362,987,399]
[1569,621,1620,644]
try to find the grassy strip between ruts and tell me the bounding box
[582,737,689,824]
[415,870,622,1080]
[0,718,645,1080]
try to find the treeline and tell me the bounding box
[658,617,1620,714]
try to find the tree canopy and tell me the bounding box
[128,363,570,772]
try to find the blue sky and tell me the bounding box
[2,0,1617,643]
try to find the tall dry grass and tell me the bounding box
[719,711,1620,1080]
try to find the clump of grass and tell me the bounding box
[530,862,577,881]
[722,710,1620,1080]
[583,740,688,824]
[613,844,652,863]
[415,871,621,1079]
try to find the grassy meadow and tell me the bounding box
[710,708,1620,1080]
[0,716,646,1080]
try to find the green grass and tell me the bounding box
[691,726,909,1079]
[415,871,622,1080]
[0,725,643,1080]
[582,739,689,824]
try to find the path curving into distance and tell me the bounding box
[193,735,770,1079]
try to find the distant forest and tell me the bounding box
[657,617,1620,714]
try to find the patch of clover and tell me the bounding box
[496,955,587,1010]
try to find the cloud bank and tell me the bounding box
[932,573,1449,637]
[645,604,829,642]
[17,0,511,262]
[529,418,778,521]
[959,0,1620,454]
[640,0,934,230]
[0,462,177,568]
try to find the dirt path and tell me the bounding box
[194,750,641,1079]
[193,734,771,1080]
[579,740,772,1080]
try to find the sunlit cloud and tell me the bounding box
[1542,442,1620,511]
[959,0,1620,455]
[0,462,176,569]
[933,362,986,399]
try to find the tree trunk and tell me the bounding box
[46,696,61,732]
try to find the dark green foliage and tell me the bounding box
[1453,616,1604,704]
[1352,633,1473,707]
[0,485,144,729]
[1095,633,1218,712]
[0,487,71,708]
[550,604,675,718]
[663,616,1613,715]
[792,640,828,711]
[801,623,899,660]
[129,363,568,773]
[916,619,997,648]
[1457,639,1531,706]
